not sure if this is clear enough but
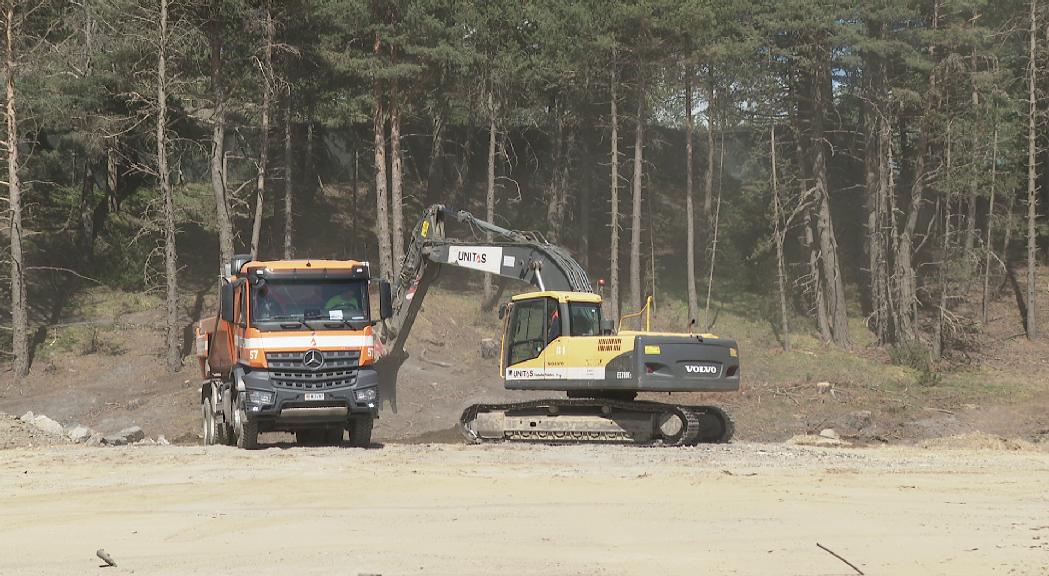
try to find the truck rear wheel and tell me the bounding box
[211,389,231,445]
[201,398,215,445]
[348,416,373,448]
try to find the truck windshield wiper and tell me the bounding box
[265,315,323,331]
[324,318,371,331]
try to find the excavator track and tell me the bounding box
[459,399,733,446]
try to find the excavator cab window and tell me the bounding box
[507,297,556,366]
[568,303,601,337]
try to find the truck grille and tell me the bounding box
[266,350,360,390]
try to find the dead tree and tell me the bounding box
[771,122,790,351]
[250,6,274,260]
[282,86,293,259]
[208,19,233,274]
[390,74,404,277]
[684,70,699,323]
[4,1,28,377]
[483,90,496,300]
[608,66,621,323]
[156,0,180,371]
[372,29,392,280]
[629,72,645,320]
[1025,0,1038,339]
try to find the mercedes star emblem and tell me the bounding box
[303,349,324,370]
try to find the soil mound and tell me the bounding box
[919,432,1043,451]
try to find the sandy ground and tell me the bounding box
[1,443,1047,576]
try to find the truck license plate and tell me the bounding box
[304,393,325,401]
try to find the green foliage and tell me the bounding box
[890,340,932,372]
[4,0,1048,378]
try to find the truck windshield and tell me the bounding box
[252,279,368,325]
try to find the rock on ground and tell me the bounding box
[66,425,93,444]
[31,415,66,437]
[819,428,840,440]
[102,426,146,446]
[787,434,850,448]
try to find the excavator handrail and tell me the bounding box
[618,295,653,332]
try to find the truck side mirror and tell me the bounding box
[379,279,393,320]
[600,319,615,335]
[220,282,235,323]
[498,303,508,320]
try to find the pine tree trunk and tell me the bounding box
[5,3,28,377]
[78,162,94,255]
[771,122,790,350]
[546,111,565,244]
[878,114,895,340]
[629,74,645,321]
[934,123,954,358]
[372,32,392,281]
[208,24,233,274]
[1026,0,1039,340]
[812,62,850,348]
[964,16,980,258]
[895,95,934,342]
[578,156,590,272]
[863,36,888,343]
[805,209,832,342]
[982,126,999,324]
[250,8,274,260]
[390,81,404,279]
[426,107,444,206]
[703,132,725,329]
[885,124,901,336]
[305,119,315,195]
[703,73,715,221]
[283,89,293,259]
[793,101,831,342]
[454,120,474,209]
[157,0,180,372]
[685,71,699,324]
[352,149,359,253]
[484,91,496,299]
[608,68,620,323]
[895,2,939,342]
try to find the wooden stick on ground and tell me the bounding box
[816,542,863,575]
[96,549,117,567]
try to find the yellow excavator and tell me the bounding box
[375,205,740,446]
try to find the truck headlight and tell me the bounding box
[355,387,377,403]
[247,389,275,406]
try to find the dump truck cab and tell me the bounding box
[196,254,392,448]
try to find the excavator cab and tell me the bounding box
[499,291,605,384]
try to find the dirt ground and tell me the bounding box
[5,286,1049,449]
[1,442,1046,576]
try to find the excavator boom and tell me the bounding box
[381,205,591,359]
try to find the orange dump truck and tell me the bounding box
[195,254,392,449]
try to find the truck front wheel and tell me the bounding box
[233,399,259,450]
[348,416,373,448]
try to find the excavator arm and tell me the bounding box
[375,204,593,410]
